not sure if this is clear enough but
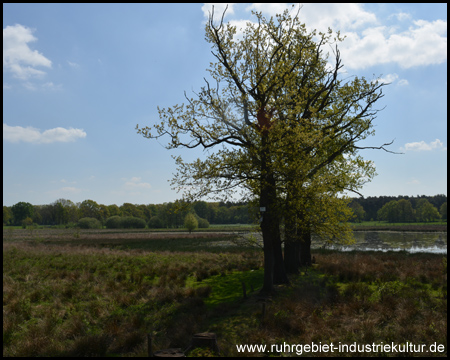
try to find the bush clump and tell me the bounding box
[121,216,146,229]
[105,216,146,229]
[105,216,123,229]
[78,217,102,229]
[148,216,164,229]
[197,217,210,229]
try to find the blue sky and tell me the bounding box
[3,3,447,206]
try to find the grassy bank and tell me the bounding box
[350,221,447,232]
[3,230,447,357]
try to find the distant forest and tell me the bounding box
[3,194,447,228]
[349,194,446,223]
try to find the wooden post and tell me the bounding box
[147,334,152,357]
[242,281,247,298]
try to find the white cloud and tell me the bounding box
[379,73,399,84]
[67,60,80,69]
[246,3,295,18]
[377,73,409,86]
[59,186,81,193]
[42,82,63,90]
[123,177,151,190]
[46,186,83,199]
[214,4,446,70]
[401,139,447,152]
[390,12,412,22]
[202,3,235,19]
[3,123,86,144]
[3,24,52,79]
[339,19,447,69]
[407,178,421,185]
[297,3,377,32]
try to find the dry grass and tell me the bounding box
[3,230,447,357]
[221,251,447,357]
[3,239,262,357]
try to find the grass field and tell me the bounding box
[3,228,447,357]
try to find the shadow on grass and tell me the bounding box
[197,269,264,306]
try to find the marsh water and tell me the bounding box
[312,231,447,254]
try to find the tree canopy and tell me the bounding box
[137,6,394,293]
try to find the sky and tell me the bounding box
[3,3,447,207]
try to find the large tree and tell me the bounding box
[137,6,392,293]
[11,201,34,225]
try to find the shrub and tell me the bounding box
[105,216,123,229]
[78,217,102,229]
[184,213,198,233]
[148,216,163,229]
[21,217,33,228]
[197,217,210,229]
[121,216,146,229]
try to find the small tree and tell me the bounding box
[184,213,198,233]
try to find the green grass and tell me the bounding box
[197,269,264,306]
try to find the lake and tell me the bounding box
[312,231,447,254]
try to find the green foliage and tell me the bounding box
[11,201,34,225]
[21,217,33,228]
[78,200,101,221]
[379,199,442,223]
[77,217,102,229]
[416,199,441,222]
[105,216,146,229]
[349,201,366,223]
[105,215,123,229]
[120,203,145,219]
[184,213,198,233]
[148,216,164,229]
[107,204,122,217]
[197,217,210,228]
[121,216,146,229]
[3,205,12,225]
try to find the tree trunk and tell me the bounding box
[273,229,289,284]
[299,227,312,267]
[259,133,275,294]
[259,130,291,293]
[284,240,300,274]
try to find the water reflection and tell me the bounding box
[312,231,447,254]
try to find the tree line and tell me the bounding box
[3,194,446,228]
[2,199,253,228]
[349,194,447,223]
